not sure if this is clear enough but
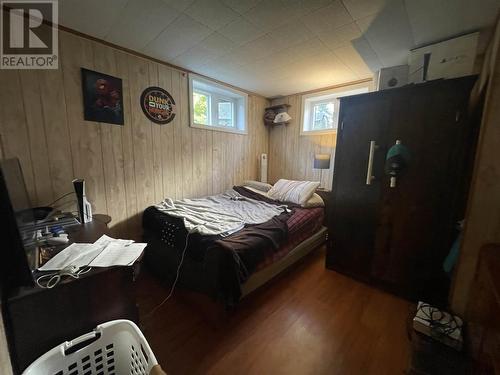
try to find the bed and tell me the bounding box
[142,183,327,306]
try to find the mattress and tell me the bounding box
[142,187,325,305]
[256,207,324,270]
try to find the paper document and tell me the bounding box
[39,243,103,271]
[94,234,134,248]
[37,235,146,271]
[90,243,147,267]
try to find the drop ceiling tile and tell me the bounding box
[60,0,128,38]
[142,15,212,60]
[333,43,375,78]
[269,20,315,49]
[292,37,329,59]
[243,35,278,58]
[184,0,239,30]
[251,48,298,72]
[218,16,266,45]
[173,32,236,67]
[299,51,354,79]
[221,0,264,14]
[105,0,179,51]
[316,22,362,50]
[215,52,249,67]
[355,14,377,34]
[225,35,277,65]
[202,32,237,53]
[299,0,336,12]
[405,0,500,46]
[244,0,304,32]
[160,0,196,12]
[219,47,252,65]
[350,36,383,72]
[356,0,414,67]
[302,0,353,35]
[342,0,388,20]
[198,64,247,86]
[200,55,243,73]
[265,56,359,95]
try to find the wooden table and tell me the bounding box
[2,215,139,373]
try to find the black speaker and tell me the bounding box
[73,179,86,224]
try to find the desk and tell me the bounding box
[2,216,139,374]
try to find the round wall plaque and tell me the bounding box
[140,86,176,124]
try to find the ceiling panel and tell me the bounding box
[185,0,239,30]
[302,0,354,35]
[173,33,236,69]
[405,0,500,46]
[142,14,211,60]
[58,0,500,97]
[268,21,316,49]
[60,0,128,38]
[221,0,264,14]
[333,44,376,78]
[160,0,197,12]
[316,22,362,50]
[342,0,388,20]
[105,0,179,51]
[244,0,305,32]
[350,36,384,73]
[218,16,265,45]
[355,0,415,67]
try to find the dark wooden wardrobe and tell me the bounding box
[326,76,478,304]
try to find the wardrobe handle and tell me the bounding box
[366,140,378,185]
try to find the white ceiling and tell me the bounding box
[59,0,500,97]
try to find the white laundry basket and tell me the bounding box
[23,320,158,375]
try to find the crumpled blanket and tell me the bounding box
[155,189,288,236]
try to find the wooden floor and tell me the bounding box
[135,247,412,375]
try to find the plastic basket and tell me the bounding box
[23,320,158,375]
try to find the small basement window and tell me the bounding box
[189,74,248,134]
[301,83,371,135]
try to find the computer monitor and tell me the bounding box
[0,158,35,289]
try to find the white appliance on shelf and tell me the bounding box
[376,65,409,90]
[409,32,479,83]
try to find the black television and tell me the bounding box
[0,158,35,289]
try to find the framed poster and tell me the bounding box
[140,86,176,124]
[81,68,124,125]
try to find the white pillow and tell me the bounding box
[302,193,324,208]
[268,179,320,205]
[242,180,273,192]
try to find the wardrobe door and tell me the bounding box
[370,77,476,302]
[326,94,392,279]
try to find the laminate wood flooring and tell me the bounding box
[135,247,412,375]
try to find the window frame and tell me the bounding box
[300,82,372,135]
[189,74,248,135]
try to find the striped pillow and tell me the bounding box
[268,179,320,205]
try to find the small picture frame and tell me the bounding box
[81,68,124,125]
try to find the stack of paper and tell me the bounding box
[39,235,147,271]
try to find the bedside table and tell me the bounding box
[315,189,333,227]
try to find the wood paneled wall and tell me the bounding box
[268,96,336,188]
[451,16,500,315]
[0,29,269,238]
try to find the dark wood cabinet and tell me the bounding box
[326,76,478,303]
